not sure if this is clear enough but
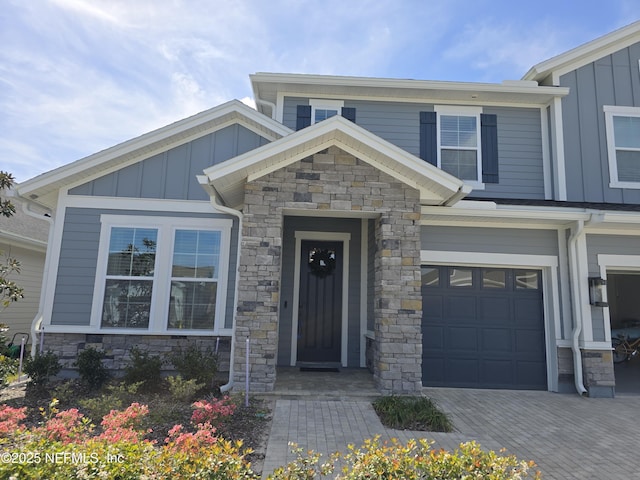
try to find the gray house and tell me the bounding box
[17,21,640,397]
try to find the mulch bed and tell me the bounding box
[0,379,274,474]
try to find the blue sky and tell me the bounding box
[2,0,639,183]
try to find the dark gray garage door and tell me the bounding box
[421,266,547,390]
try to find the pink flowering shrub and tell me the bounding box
[191,395,236,425]
[0,398,259,479]
[37,407,92,444]
[0,405,26,437]
[165,421,218,454]
[98,402,151,443]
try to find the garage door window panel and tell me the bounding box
[449,268,473,288]
[515,270,540,289]
[482,269,506,289]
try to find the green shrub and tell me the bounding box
[0,354,18,388]
[372,395,453,432]
[123,346,163,391]
[169,344,218,388]
[166,375,204,403]
[268,437,540,480]
[74,347,110,390]
[79,382,141,422]
[23,350,61,387]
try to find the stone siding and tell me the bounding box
[41,333,231,378]
[582,349,615,398]
[556,346,615,397]
[234,146,422,393]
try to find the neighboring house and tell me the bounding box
[16,21,640,397]
[0,196,50,347]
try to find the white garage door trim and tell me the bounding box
[421,250,560,392]
[597,254,640,345]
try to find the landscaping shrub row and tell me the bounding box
[0,400,540,479]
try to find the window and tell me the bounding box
[482,269,506,289]
[309,99,344,124]
[102,227,158,329]
[604,106,640,188]
[168,230,221,330]
[93,216,232,334]
[421,266,440,287]
[435,106,482,183]
[449,268,473,287]
[515,269,540,290]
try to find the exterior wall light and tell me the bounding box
[588,277,608,307]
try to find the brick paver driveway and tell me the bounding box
[262,388,640,479]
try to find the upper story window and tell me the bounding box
[93,215,232,334]
[309,99,344,124]
[435,106,483,184]
[604,106,640,188]
[420,109,499,185]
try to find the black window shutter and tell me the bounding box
[341,107,356,123]
[481,113,499,183]
[419,111,437,166]
[296,105,312,130]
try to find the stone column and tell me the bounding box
[233,184,282,392]
[373,203,423,394]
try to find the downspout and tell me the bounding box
[255,99,277,120]
[197,176,242,393]
[19,201,54,357]
[567,220,588,396]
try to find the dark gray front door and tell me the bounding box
[297,240,343,364]
[421,266,547,390]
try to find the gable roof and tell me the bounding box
[201,115,470,208]
[17,100,292,210]
[523,20,640,83]
[0,196,49,251]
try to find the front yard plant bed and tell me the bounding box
[0,383,542,479]
[0,377,272,477]
[372,395,454,432]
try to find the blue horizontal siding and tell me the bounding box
[283,97,545,199]
[51,207,239,328]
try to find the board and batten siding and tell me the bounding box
[560,41,640,204]
[51,208,239,329]
[69,124,269,200]
[586,234,640,342]
[283,97,545,200]
[277,216,363,368]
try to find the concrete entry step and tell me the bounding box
[263,367,380,399]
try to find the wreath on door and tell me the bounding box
[308,248,336,278]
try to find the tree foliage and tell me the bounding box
[0,171,24,309]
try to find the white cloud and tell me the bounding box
[442,20,564,80]
[1,0,638,183]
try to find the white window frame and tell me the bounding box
[434,105,484,188]
[604,105,640,189]
[309,99,344,124]
[91,215,233,335]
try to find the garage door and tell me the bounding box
[421,266,547,390]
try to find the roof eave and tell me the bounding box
[205,115,467,209]
[523,20,640,83]
[251,72,569,108]
[16,100,292,209]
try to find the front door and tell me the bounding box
[297,240,343,364]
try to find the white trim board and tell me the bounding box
[290,231,351,367]
[597,254,640,345]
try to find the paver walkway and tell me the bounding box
[261,387,640,479]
